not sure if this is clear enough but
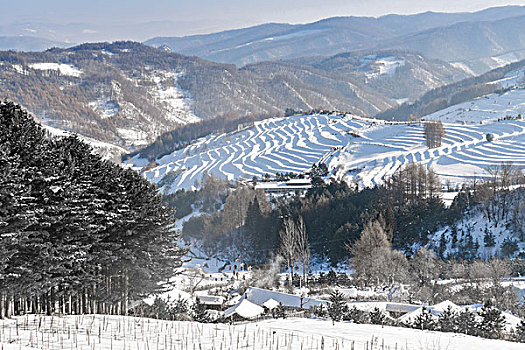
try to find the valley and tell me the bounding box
[3,3,525,348]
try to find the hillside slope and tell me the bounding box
[129,67,525,194]
[1,43,466,154]
[376,59,525,121]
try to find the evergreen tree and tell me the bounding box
[483,227,496,247]
[438,306,457,332]
[369,307,386,325]
[327,290,348,323]
[412,307,435,330]
[0,102,186,318]
[515,319,525,343]
[477,300,506,339]
[244,197,267,259]
[456,308,478,335]
[191,300,210,323]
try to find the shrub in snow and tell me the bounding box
[311,304,328,318]
[272,302,286,319]
[486,133,494,142]
[344,306,369,323]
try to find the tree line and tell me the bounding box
[0,102,185,319]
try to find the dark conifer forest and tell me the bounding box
[0,102,185,319]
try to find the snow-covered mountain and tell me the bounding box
[0,42,200,151]
[1,42,468,157]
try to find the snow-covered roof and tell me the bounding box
[262,298,280,310]
[348,301,420,314]
[225,295,242,307]
[286,178,311,185]
[143,287,191,306]
[429,300,461,314]
[244,287,327,309]
[197,295,224,305]
[398,307,439,324]
[224,297,264,319]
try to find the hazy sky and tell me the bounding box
[2,0,525,36]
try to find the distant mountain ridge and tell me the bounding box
[145,6,525,72]
[0,36,69,52]
[0,42,467,156]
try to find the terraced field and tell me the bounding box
[137,114,370,191]
[133,90,525,193]
[333,119,525,187]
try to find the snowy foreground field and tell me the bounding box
[0,315,523,350]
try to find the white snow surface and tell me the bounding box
[427,207,525,258]
[134,113,368,192]
[1,314,524,350]
[42,124,127,160]
[29,63,82,77]
[130,84,525,193]
[148,70,200,125]
[362,56,405,78]
[88,99,120,119]
[224,297,264,319]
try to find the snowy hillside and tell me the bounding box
[133,114,370,191]
[333,117,525,187]
[131,108,525,193]
[1,314,524,350]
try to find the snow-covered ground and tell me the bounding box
[42,124,128,161]
[28,63,82,77]
[362,55,406,79]
[128,70,525,193]
[131,110,525,193]
[148,70,200,125]
[427,208,525,258]
[131,114,369,191]
[1,314,523,350]
[424,89,525,124]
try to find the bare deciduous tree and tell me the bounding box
[279,216,299,285]
[348,219,393,287]
[424,121,445,148]
[296,216,311,288]
[279,215,311,288]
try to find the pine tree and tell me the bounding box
[515,319,525,343]
[327,290,348,323]
[477,300,506,339]
[244,197,267,260]
[456,308,478,335]
[438,306,457,333]
[191,300,210,323]
[413,307,435,330]
[0,102,186,318]
[369,307,386,325]
[483,227,496,247]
